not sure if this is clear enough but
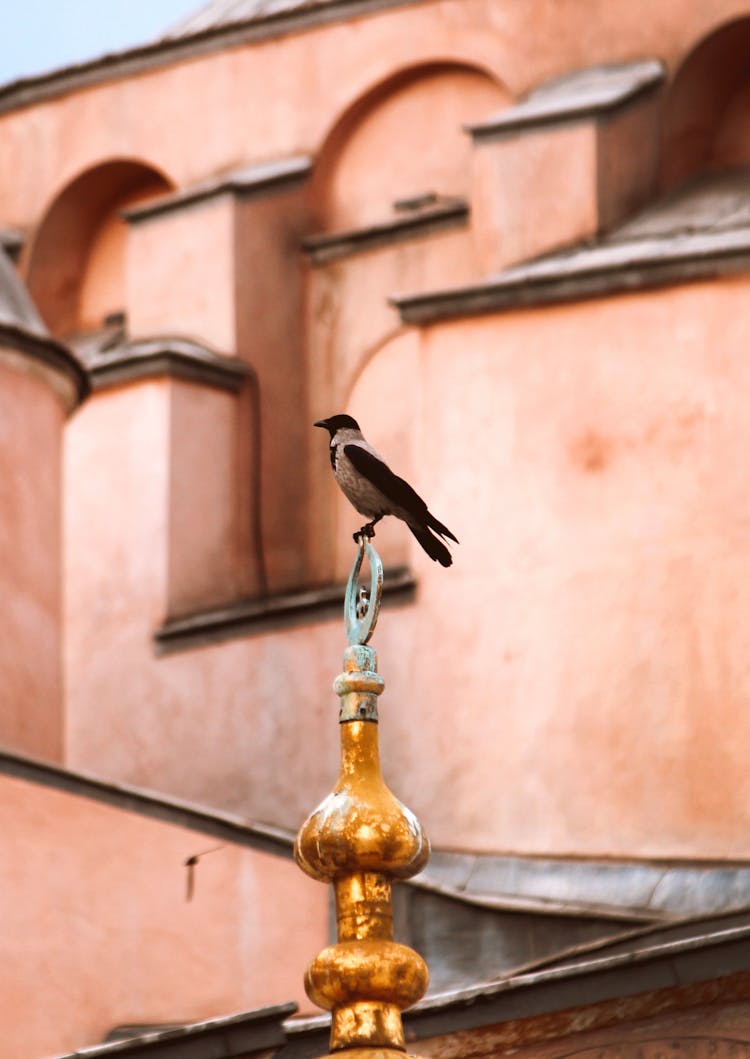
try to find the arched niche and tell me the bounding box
[662,18,750,191]
[24,159,173,337]
[312,61,510,232]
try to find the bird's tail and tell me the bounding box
[409,523,453,567]
[427,511,459,544]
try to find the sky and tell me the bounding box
[1,0,202,85]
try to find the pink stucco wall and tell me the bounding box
[62,274,750,859]
[372,276,750,856]
[4,0,750,904]
[49,0,750,862]
[63,378,342,820]
[2,6,750,1054]
[127,197,236,350]
[0,772,326,1057]
[0,353,65,760]
[2,1,750,229]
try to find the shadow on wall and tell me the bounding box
[23,158,173,338]
[662,17,750,191]
[310,60,510,234]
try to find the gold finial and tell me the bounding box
[295,539,429,1056]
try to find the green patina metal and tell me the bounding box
[344,536,383,647]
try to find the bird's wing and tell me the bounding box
[343,444,427,519]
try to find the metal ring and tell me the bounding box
[344,536,384,646]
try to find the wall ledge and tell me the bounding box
[0,227,24,262]
[155,565,416,651]
[0,0,426,116]
[393,221,750,324]
[302,198,469,265]
[0,324,89,406]
[87,335,252,393]
[467,59,664,142]
[0,243,89,406]
[123,156,313,225]
[0,748,295,858]
[57,1003,298,1058]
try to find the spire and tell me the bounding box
[295,538,429,1056]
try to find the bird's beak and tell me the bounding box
[314,419,328,429]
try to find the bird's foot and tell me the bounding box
[353,521,378,543]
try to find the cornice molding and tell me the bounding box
[0,0,428,116]
[123,156,313,224]
[0,323,89,407]
[89,336,253,393]
[0,748,295,859]
[467,59,665,143]
[155,565,416,650]
[302,198,469,265]
[393,224,750,325]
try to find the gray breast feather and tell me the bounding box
[334,446,393,518]
[335,441,425,524]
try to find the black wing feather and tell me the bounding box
[344,445,428,519]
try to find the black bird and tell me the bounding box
[314,414,458,567]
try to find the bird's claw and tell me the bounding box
[353,522,377,543]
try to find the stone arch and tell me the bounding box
[311,60,510,232]
[24,159,173,337]
[662,17,750,191]
[342,324,410,406]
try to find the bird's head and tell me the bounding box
[314,414,361,437]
